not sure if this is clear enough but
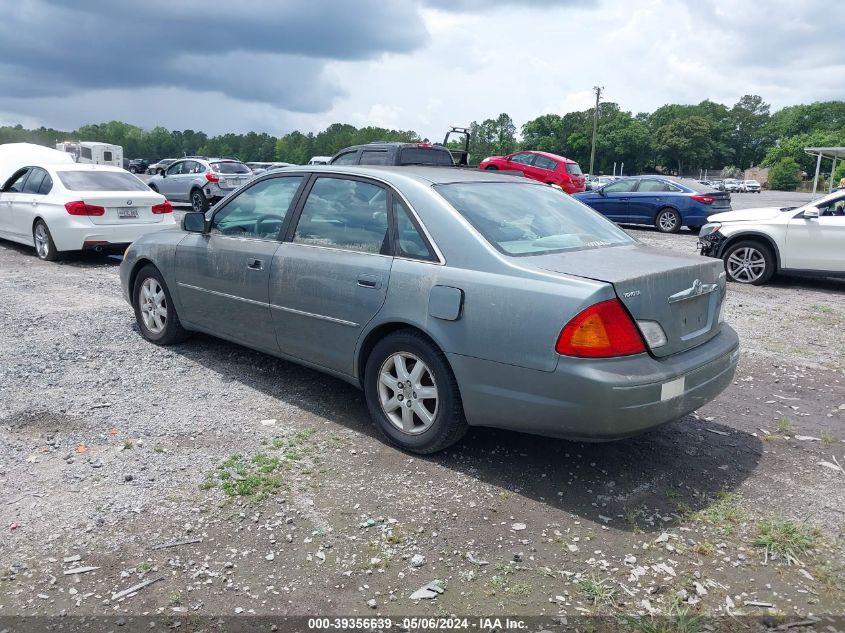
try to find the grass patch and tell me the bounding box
[624,506,643,534]
[811,304,834,314]
[754,519,818,565]
[153,445,165,454]
[577,575,617,609]
[210,453,287,500]
[123,440,134,450]
[136,561,153,574]
[692,542,714,556]
[774,417,795,435]
[623,603,704,633]
[820,431,835,447]
[691,490,744,532]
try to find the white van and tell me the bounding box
[307,156,331,165]
[56,141,124,167]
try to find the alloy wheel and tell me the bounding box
[377,352,439,435]
[33,224,50,259]
[658,210,678,232]
[139,277,168,333]
[726,247,766,283]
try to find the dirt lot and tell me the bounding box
[1,189,843,631]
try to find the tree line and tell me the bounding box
[2,96,843,189]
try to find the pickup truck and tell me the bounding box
[328,127,472,167]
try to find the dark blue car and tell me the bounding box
[573,177,731,233]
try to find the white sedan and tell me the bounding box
[0,163,177,261]
[698,189,845,284]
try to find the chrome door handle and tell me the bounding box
[247,258,263,270]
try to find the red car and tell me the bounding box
[479,150,586,193]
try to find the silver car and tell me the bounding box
[147,158,253,213]
[120,166,739,454]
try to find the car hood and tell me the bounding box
[707,207,784,223]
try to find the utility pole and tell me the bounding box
[589,86,602,176]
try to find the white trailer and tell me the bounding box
[56,141,124,167]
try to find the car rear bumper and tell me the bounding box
[447,325,739,441]
[51,219,178,252]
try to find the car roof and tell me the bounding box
[274,165,544,187]
[515,150,577,164]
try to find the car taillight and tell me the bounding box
[205,172,219,183]
[65,201,105,216]
[416,143,432,148]
[151,201,173,214]
[690,195,715,204]
[555,299,646,358]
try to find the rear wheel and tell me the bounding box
[364,330,467,454]
[129,166,137,174]
[132,265,189,344]
[484,165,498,170]
[655,208,681,233]
[190,188,209,213]
[33,220,61,262]
[723,240,775,285]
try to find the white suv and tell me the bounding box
[698,189,845,284]
[744,179,761,193]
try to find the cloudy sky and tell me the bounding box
[0,0,843,139]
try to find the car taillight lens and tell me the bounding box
[691,195,715,204]
[205,172,219,183]
[555,299,646,358]
[151,201,173,214]
[65,201,105,216]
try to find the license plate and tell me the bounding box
[117,207,139,219]
[226,178,241,188]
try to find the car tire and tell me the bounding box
[364,329,468,454]
[190,188,209,213]
[32,220,61,262]
[687,225,702,234]
[722,240,775,285]
[484,165,498,170]
[655,208,681,233]
[132,264,189,345]
[129,166,137,174]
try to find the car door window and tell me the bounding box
[394,199,436,261]
[4,169,30,192]
[815,193,845,216]
[331,151,358,165]
[211,176,303,239]
[21,168,48,194]
[637,179,670,192]
[509,153,534,166]
[166,162,184,176]
[37,173,53,195]
[533,156,557,171]
[293,177,389,254]
[360,150,389,165]
[602,180,637,193]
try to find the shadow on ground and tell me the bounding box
[0,239,122,267]
[169,330,763,534]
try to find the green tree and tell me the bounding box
[654,116,714,174]
[729,95,772,168]
[768,157,802,191]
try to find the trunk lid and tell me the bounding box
[528,244,726,358]
[703,190,731,210]
[80,192,166,225]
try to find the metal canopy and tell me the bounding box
[804,146,845,197]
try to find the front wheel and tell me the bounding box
[190,188,209,213]
[723,240,775,285]
[364,330,467,454]
[33,220,61,261]
[132,265,189,344]
[655,208,681,233]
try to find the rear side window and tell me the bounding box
[331,151,358,165]
[293,177,389,254]
[565,163,583,175]
[398,147,453,166]
[534,155,557,171]
[38,173,53,195]
[58,171,149,191]
[360,150,389,165]
[22,168,47,194]
[394,199,436,261]
[435,182,633,256]
[637,179,671,192]
[211,161,250,174]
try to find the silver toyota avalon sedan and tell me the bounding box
[120,166,739,454]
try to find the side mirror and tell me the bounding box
[182,212,207,233]
[803,207,819,219]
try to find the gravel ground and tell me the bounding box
[1,189,843,629]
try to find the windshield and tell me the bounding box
[211,161,251,174]
[435,182,634,256]
[58,170,149,191]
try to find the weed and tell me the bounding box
[774,417,795,435]
[820,431,835,447]
[623,602,704,633]
[211,453,286,500]
[692,490,744,532]
[168,592,184,607]
[577,575,617,609]
[136,561,153,574]
[123,440,134,450]
[385,526,409,545]
[693,542,714,556]
[754,519,818,565]
[153,445,165,454]
[624,507,643,534]
[510,582,531,597]
[484,575,510,596]
[811,304,834,314]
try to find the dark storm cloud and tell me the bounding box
[0,0,429,111]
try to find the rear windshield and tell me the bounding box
[435,182,633,256]
[565,163,583,176]
[58,170,149,192]
[211,161,251,174]
[398,147,454,166]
